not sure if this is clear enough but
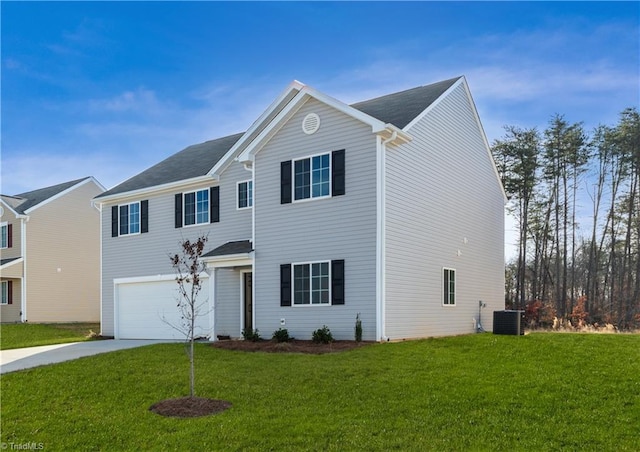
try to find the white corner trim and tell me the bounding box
[375,134,386,342]
[203,254,253,269]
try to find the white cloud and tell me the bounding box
[89,88,162,113]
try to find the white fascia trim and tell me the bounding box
[402,77,464,132]
[24,177,98,214]
[114,274,177,285]
[236,89,311,162]
[237,84,394,163]
[0,199,27,219]
[0,257,24,271]
[209,81,305,177]
[459,78,509,204]
[203,254,253,269]
[94,175,218,205]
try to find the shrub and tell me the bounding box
[312,325,334,344]
[354,313,362,342]
[242,328,261,342]
[272,328,292,343]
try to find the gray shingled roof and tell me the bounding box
[3,177,91,214]
[97,77,460,199]
[97,133,244,198]
[203,240,253,258]
[1,257,22,267]
[350,77,461,129]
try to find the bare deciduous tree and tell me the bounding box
[168,234,209,397]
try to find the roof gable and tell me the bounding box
[4,177,94,214]
[97,77,464,199]
[350,77,461,130]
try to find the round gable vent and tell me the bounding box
[302,113,320,135]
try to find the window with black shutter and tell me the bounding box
[332,149,345,196]
[281,161,292,204]
[280,264,292,306]
[175,193,183,228]
[210,187,220,223]
[281,260,345,306]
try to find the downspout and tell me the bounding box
[376,130,397,341]
[244,159,256,336]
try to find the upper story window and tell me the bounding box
[184,189,209,226]
[111,201,148,238]
[0,222,8,249]
[443,268,456,306]
[174,187,219,229]
[294,153,330,200]
[119,202,140,235]
[280,149,345,204]
[238,180,253,209]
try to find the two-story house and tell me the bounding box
[95,76,506,341]
[0,177,104,323]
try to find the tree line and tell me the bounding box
[492,107,639,330]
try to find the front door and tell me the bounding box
[243,272,253,331]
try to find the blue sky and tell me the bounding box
[1,2,638,257]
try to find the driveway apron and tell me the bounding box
[0,340,170,374]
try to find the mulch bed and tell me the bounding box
[211,339,373,354]
[149,396,232,418]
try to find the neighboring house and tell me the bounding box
[95,76,506,341]
[0,177,104,323]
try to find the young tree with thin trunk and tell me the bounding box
[168,234,209,398]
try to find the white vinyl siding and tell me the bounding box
[254,97,378,340]
[384,80,505,339]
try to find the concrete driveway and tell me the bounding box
[0,340,170,374]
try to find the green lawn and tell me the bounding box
[0,323,100,350]
[1,333,638,451]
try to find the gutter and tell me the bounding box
[94,174,219,205]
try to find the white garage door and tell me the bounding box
[116,276,210,340]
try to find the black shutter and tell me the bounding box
[140,200,149,233]
[7,280,13,305]
[331,259,345,305]
[281,160,292,204]
[111,206,118,237]
[7,224,12,248]
[332,149,345,196]
[174,193,183,228]
[280,264,292,306]
[210,187,220,223]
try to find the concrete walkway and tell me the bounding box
[0,340,169,374]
